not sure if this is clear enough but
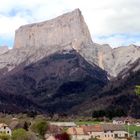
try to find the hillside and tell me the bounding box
[73,59,140,118]
[0,9,139,117]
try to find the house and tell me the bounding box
[82,125,103,139]
[49,122,76,128]
[67,127,90,140]
[82,124,129,140]
[113,117,135,125]
[101,124,129,140]
[45,125,63,139]
[46,135,56,140]
[113,117,126,125]
[67,124,129,140]
[0,123,12,136]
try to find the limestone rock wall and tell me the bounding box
[14,9,92,50]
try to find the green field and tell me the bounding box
[75,121,101,125]
[125,125,140,134]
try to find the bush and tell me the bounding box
[31,119,48,137]
[12,128,29,140]
[0,134,10,140]
[135,85,140,95]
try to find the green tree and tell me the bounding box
[135,85,140,95]
[0,134,10,140]
[23,121,29,131]
[12,128,29,140]
[31,119,48,137]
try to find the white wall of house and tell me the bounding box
[113,130,129,138]
[88,131,103,139]
[71,135,90,140]
[87,130,128,140]
[113,120,125,125]
[0,126,12,136]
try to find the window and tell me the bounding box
[119,134,121,137]
[125,134,128,138]
[7,131,9,133]
[4,126,6,129]
[114,134,118,138]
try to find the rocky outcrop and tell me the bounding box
[0,9,94,76]
[1,9,139,78]
[14,9,92,50]
[95,44,140,77]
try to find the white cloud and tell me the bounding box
[0,0,140,48]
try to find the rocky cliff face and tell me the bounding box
[0,9,109,114]
[0,9,95,76]
[14,9,92,50]
[95,44,140,77]
[1,9,139,78]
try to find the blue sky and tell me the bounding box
[0,0,140,48]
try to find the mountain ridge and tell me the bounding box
[0,9,139,116]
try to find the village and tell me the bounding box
[0,115,140,140]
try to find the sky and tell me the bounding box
[0,0,140,48]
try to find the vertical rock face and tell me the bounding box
[14,9,92,50]
[97,44,140,77]
[1,9,140,78]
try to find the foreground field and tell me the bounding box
[125,125,140,134]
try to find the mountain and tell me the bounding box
[0,9,139,78]
[0,9,139,116]
[72,58,140,118]
[0,49,108,114]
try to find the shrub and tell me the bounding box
[12,128,29,140]
[0,134,10,140]
[135,85,140,95]
[31,119,48,137]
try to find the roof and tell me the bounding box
[47,125,63,134]
[102,124,126,131]
[0,123,8,128]
[82,124,126,132]
[49,122,76,127]
[67,127,88,135]
[82,125,103,132]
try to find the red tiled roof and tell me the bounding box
[82,125,103,132]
